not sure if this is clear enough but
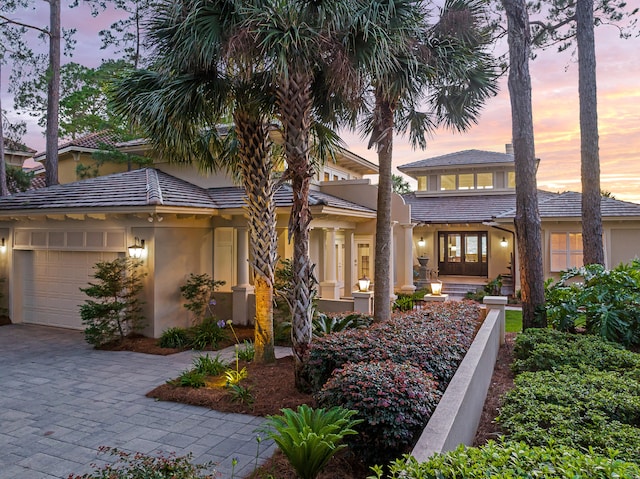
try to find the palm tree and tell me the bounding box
[351,0,498,321]
[111,0,280,363]
[241,0,363,389]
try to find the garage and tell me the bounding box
[13,229,126,330]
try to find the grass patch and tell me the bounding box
[506,309,522,333]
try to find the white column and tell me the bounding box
[389,222,398,303]
[346,230,356,295]
[320,227,340,299]
[400,223,417,293]
[232,226,254,325]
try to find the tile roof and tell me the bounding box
[0,168,375,215]
[405,189,640,224]
[34,131,121,158]
[398,149,514,171]
[496,191,640,219]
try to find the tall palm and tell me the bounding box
[352,0,498,321]
[111,0,279,363]
[241,0,362,389]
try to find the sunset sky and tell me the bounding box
[3,3,639,203]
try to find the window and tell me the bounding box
[324,172,330,181]
[417,176,427,191]
[439,172,494,191]
[441,175,456,190]
[477,173,494,189]
[550,233,583,272]
[507,171,516,188]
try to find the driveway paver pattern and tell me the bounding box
[0,324,283,479]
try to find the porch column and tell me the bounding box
[345,230,356,295]
[232,226,254,325]
[320,227,340,299]
[400,223,417,293]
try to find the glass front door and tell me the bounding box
[438,232,488,276]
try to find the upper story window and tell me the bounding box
[508,171,516,188]
[417,176,427,191]
[550,232,583,272]
[439,173,494,191]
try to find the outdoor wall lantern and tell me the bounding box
[128,237,145,259]
[0,238,5,253]
[358,276,371,292]
[430,280,443,296]
[500,237,508,248]
[417,236,426,247]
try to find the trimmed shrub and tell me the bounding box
[304,302,479,392]
[370,442,640,479]
[158,327,191,349]
[499,367,640,462]
[315,360,441,465]
[512,328,640,374]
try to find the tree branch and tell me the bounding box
[0,15,50,36]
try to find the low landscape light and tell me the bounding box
[430,280,443,296]
[358,276,370,292]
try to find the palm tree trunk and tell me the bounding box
[373,92,395,322]
[234,110,277,363]
[0,63,8,197]
[577,0,604,266]
[503,0,546,329]
[277,71,315,391]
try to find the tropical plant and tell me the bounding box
[227,383,255,407]
[174,369,206,388]
[260,405,362,479]
[190,318,228,350]
[236,340,255,362]
[545,260,640,345]
[313,312,373,337]
[180,273,225,325]
[79,257,146,347]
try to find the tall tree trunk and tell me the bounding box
[577,0,604,265]
[502,0,546,329]
[278,71,315,391]
[373,92,395,322]
[0,63,9,197]
[45,0,60,186]
[234,110,277,364]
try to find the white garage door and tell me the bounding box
[23,250,120,329]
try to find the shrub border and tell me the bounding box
[411,296,506,461]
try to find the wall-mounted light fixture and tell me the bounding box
[358,276,371,292]
[417,236,425,247]
[128,237,145,259]
[500,237,508,248]
[0,238,6,253]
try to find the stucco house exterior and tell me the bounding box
[1,136,639,337]
[399,146,640,294]
[0,132,415,337]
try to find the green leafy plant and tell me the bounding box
[227,383,255,407]
[545,260,640,345]
[193,353,228,376]
[369,442,640,479]
[158,327,191,349]
[224,366,248,386]
[79,257,147,347]
[499,367,640,463]
[190,318,228,350]
[174,369,206,388]
[316,360,441,465]
[313,312,373,336]
[68,446,216,478]
[180,273,225,325]
[260,405,362,479]
[236,340,255,361]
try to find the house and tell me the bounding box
[399,146,640,295]
[0,134,414,337]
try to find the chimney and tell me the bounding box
[505,143,514,155]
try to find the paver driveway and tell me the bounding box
[0,324,280,479]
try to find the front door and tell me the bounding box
[438,232,488,276]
